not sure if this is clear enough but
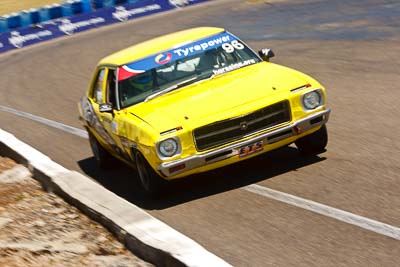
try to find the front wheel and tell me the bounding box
[295,124,328,154]
[88,131,114,169]
[135,151,167,196]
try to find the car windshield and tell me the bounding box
[118,32,261,108]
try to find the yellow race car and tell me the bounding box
[78,27,330,195]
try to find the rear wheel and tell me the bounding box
[88,131,114,169]
[135,151,167,196]
[295,124,328,154]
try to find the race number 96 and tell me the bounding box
[222,40,245,53]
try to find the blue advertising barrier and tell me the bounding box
[38,7,51,23]
[48,4,64,20]
[62,0,92,16]
[5,13,21,29]
[93,0,139,9]
[0,0,210,54]
[30,9,41,25]
[0,18,7,33]
[20,11,32,27]
[93,0,115,9]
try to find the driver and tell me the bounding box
[128,72,153,93]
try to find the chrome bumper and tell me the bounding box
[158,108,331,177]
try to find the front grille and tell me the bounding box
[193,100,291,151]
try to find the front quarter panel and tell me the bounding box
[117,112,161,169]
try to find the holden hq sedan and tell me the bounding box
[78,27,330,195]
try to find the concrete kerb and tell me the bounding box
[0,128,231,267]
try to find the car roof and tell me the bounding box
[98,27,225,66]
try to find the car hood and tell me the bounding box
[126,62,311,133]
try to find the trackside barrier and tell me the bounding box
[48,4,63,20]
[93,0,116,8]
[0,0,92,33]
[3,13,21,30]
[0,0,147,33]
[0,18,7,33]
[29,9,41,25]
[20,11,32,27]
[0,0,210,54]
[92,0,140,9]
[38,7,51,22]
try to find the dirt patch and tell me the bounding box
[0,157,152,266]
[0,157,16,173]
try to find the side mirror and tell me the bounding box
[258,48,275,62]
[99,103,113,113]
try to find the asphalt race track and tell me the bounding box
[1,0,399,265]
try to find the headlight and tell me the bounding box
[158,138,179,157]
[302,90,322,110]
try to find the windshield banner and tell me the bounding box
[118,32,237,81]
[0,0,210,54]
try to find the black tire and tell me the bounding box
[88,131,114,169]
[135,151,167,196]
[295,124,328,154]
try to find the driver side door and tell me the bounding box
[88,67,120,155]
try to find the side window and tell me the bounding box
[93,69,106,104]
[106,69,117,107]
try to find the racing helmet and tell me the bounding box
[129,72,153,92]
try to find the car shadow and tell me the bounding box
[78,146,326,210]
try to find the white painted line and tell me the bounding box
[244,184,400,240]
[0,105,88,139]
